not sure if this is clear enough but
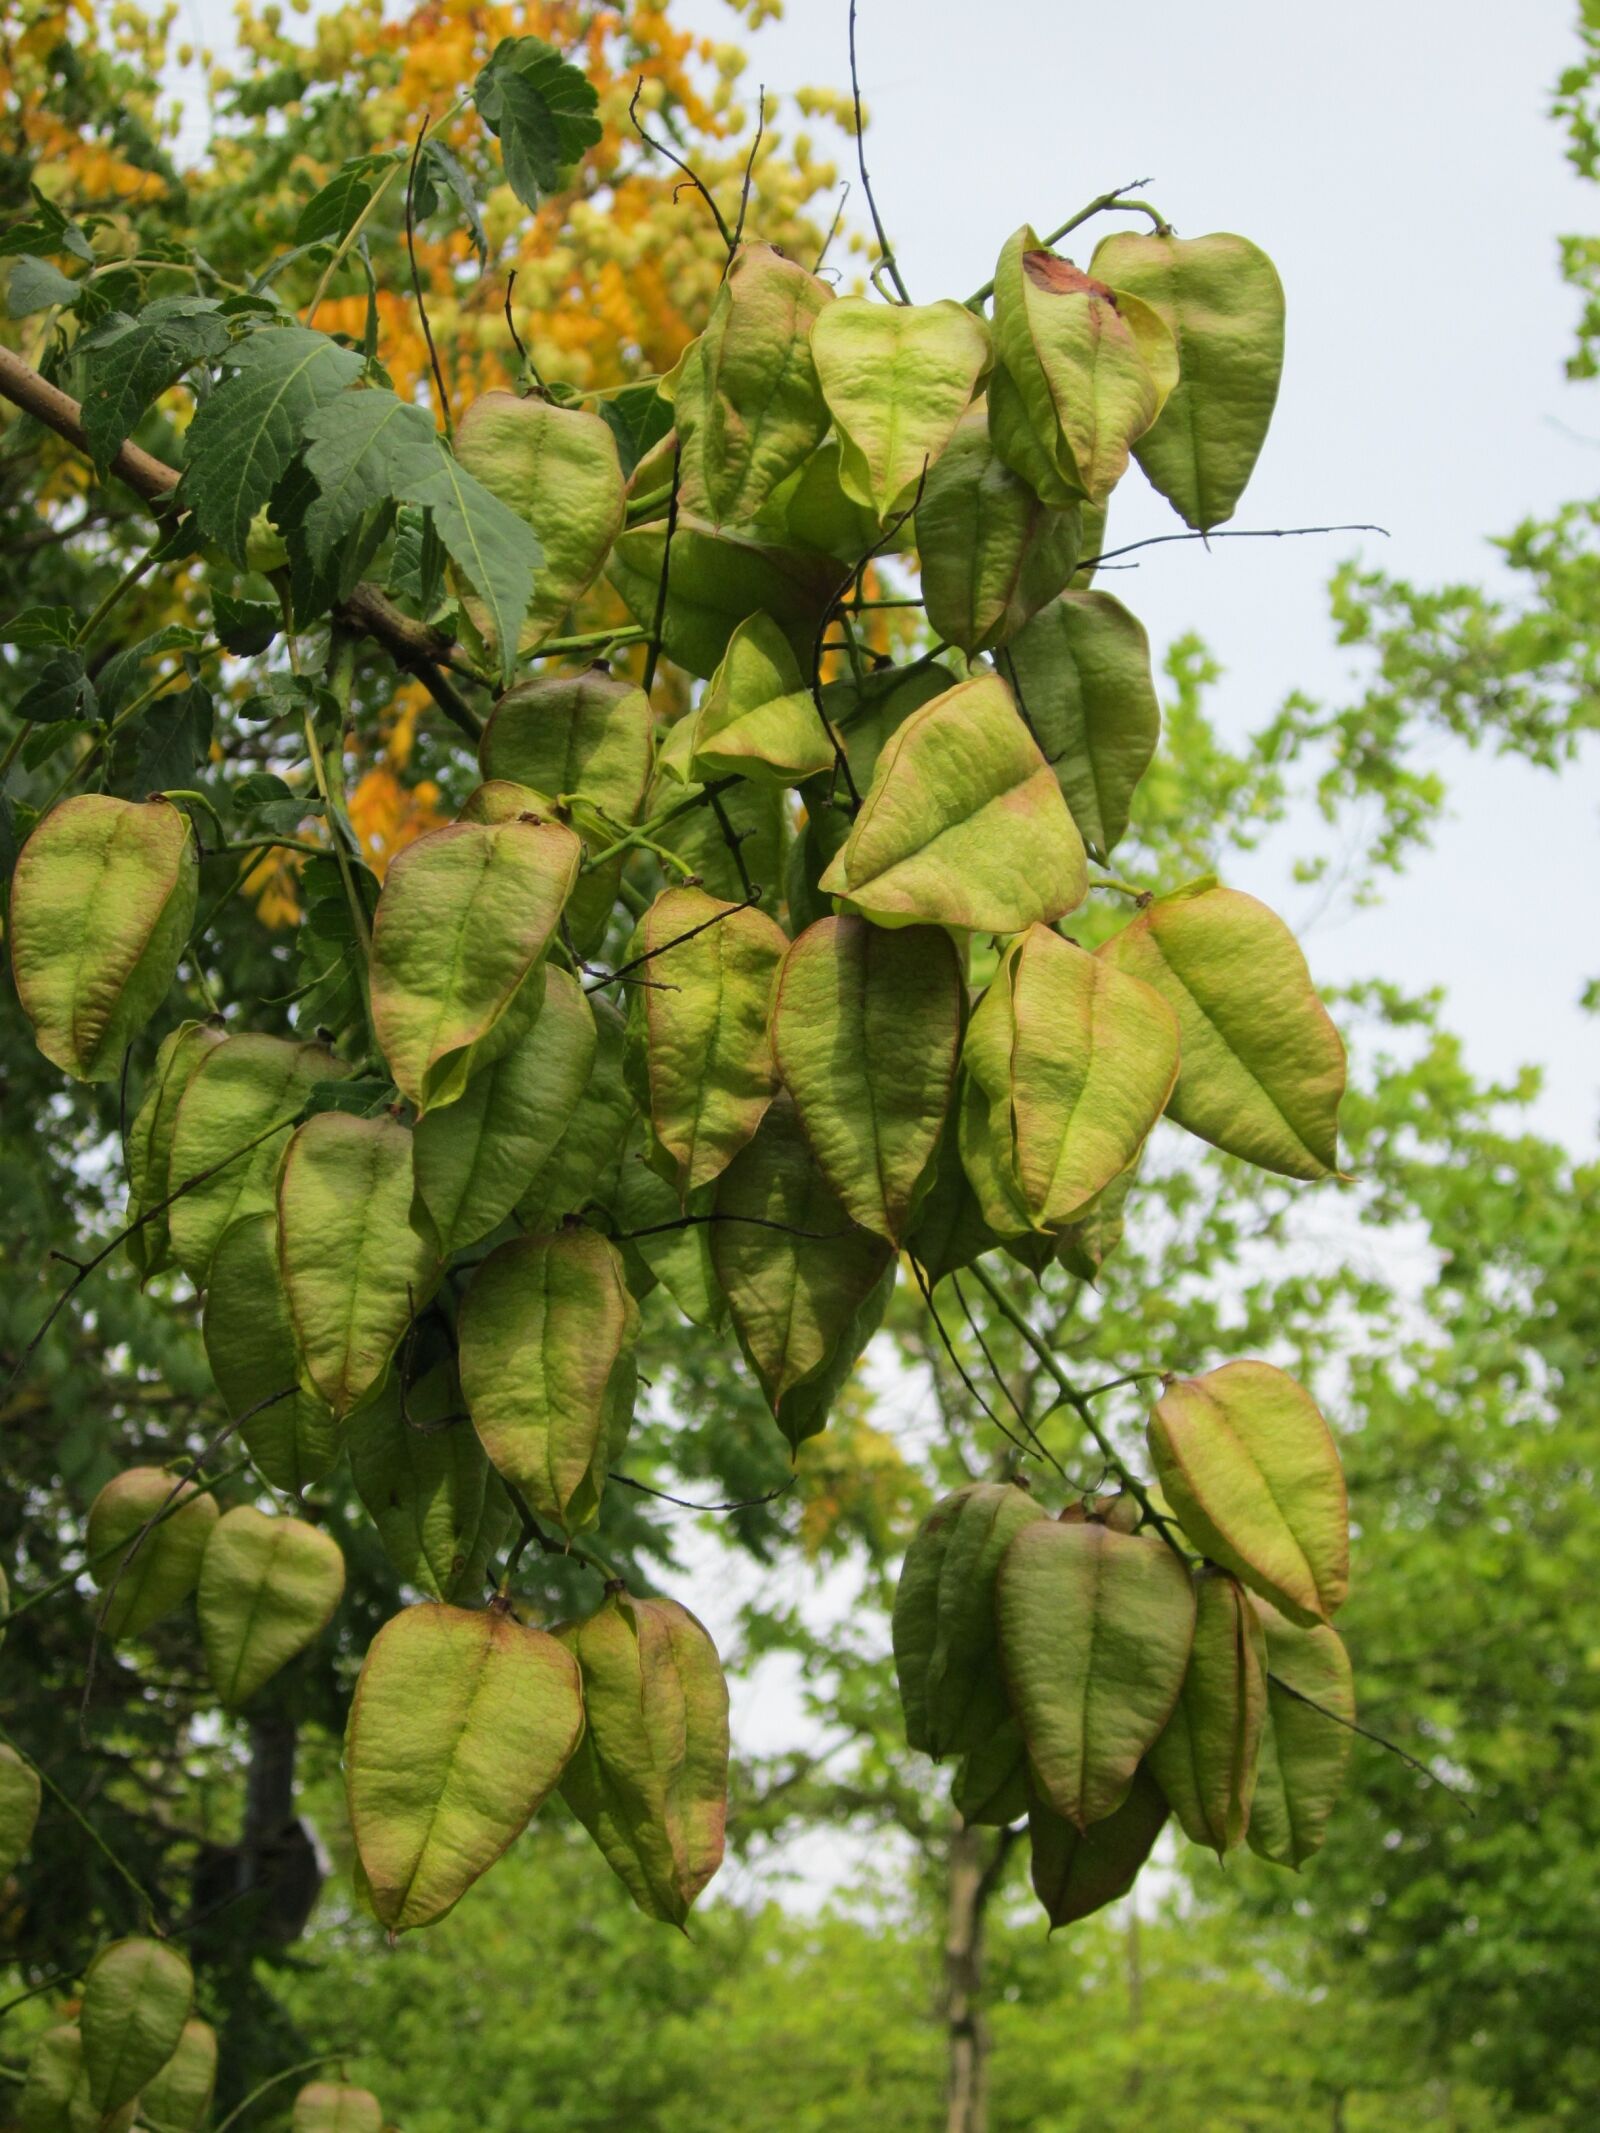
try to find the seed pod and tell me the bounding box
[197,1506,345,1707]
[1001,590,1161,860]
[959,926,1179,1234]
[608,517,837,680]
[479,667,653,824]
[819,672,1086,934]
[1247,1598,1356,1869]
[998,1517,1196,1829]
[134,2018,216,2133]
[291,2083,383,2133]
[276,1111,438,1419]
[753,438,881,561]
[80,1936,193,2116]
[952,1717,1029,1827]
[611,1114,725,1330]
[1028,1763,1168,1930]
[347,1360,511,1603]
[166,1033,349,1284]
[902,1111,1008,1285]
[203,1212,342,1495]
[670,241,834,526]
[369,816,580,1114]
[124,1020,226,1282]
[19,2024,136,2133]
[772,915,963,1244]
[989,227,1177,507]
[87,1468,219,1641]
[1149,1361,1349,1627]
[917,407,1082,654]
[893,1482,1048,1757]
[1053,1154,1138,1285]
[0,1744,41,1881]
[346,1601,584,1932]
[514,994,632,1233]
[453,390,627,647]
[812,297,993,518]
[555,1590,730,1927]
[1090,230,1285,531]
[689,611,835,786]
[9,795,197,1083]
[458,1229,638,1534]
[625,885,788,1201]
[711,1096,895,1449]
[1145,1567,1268,1855]
[1097,880,1347,1181]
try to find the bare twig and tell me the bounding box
[1268,1676,1477,1816]
[908,1253,1062,1479]
[629,79,735,252]
[1084,522,1390,571]
[848,0,910,302]
[964,179,1166,309]
[407,118,452,436]
[814,181,850,273]
[731,88,765,253]
[810,465,928,811]
[608,1471,796,1514]
[583,885,761,992]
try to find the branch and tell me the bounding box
[1268,1675,1477,1815]
[0,344,482,741]
[406,115,452,436]
[848,0,911,303]
[809,465,928,812]
[629,79,735,253]
[908,1252,1062,1480]
[730,87,766,253]
[964,180,1167,309]
[608,1471,795,1514]
[584,885,762,993]
[1084,522,1390,570]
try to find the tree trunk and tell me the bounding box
[943,1822,1015,2133]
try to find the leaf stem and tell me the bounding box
[964,181,1170,309]
[304,160,405,327]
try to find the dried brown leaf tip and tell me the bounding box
[1023,251,1116,303]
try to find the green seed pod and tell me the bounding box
[916,407,1082,653]
[80,1936,194,2116]
[87,1468,219,1642]
[197,1506,345,1707]
[514,994,632,1233]
[19,2024,136,2133]
[479,667,654,824]
[347,1361,511,1604]
[204,1212,342,1495]
[812,296,993,518]
[124,1019,226,1283]
[689,611,836,786]
[134,2017,216,2133]
[1028,1763,1168,1930]
[952,1717,1029,1828]
[9,796,197,1083]
[1247,1598,1356,1869]
[1146,1567,1268,1856]
[0,1743,42,1882]
[291,2083,384,2133]
[608,517,838,680]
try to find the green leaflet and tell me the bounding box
[811,296,993,518]
[413,963,597,1256]
[291,2083,383,2133]
[916,407,1082,654]
[689,611,836,786]
[347,1361,511,1603]
[1002,589,1161,859]
[203,1212,342,1495]
[124,1019,226,1281]
[1150,1361,1349,1628]
[1027,1764,1168,1930]
[771,915,963,1243]
[628,885,787,1200]
[166,1032,347,1284]
[8,795,196,1083]
[276,1110,438,1419]
[670,241,834,526]
[555,1590,729,1928]
[457,1229,638,1534]
[1096,880,1347,1180]
[960,926,1179,1232]
[608,517,838,680]
[819,671,1087,932]
[892,1482,1048,1757]
[989,228,1178,507]
[197,1505,345,1707]
[952,1717,1029,1827]
[453,391,626,646]
[369,816,580,1113]
[997,1516,1196,1829]
[611,1114,725,1329]
[345,1600,584,1932]
[1247,1598,1356,1870]
[515,994,632,1231]
[80,1936,193,2115]
[0,1744,41,1881]
[479,667,653,822]
[1090,230,1285,531]
[710,1094,895,1448]
[86,1468,218,1641]
[134,2019,216,2133]
[19,2025,136,2133]
[1145,1567,1268,1856]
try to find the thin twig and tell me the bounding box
[629,79,735,252]
[212,2057,346,2133]
[810,467,928,811]
[964,180,1166,309]
[908,1253,1061,1478]
[503,268,548,394]
[814,182,850,273]
[848,0,910,302]
[583,886,761,992]
[407,118,452,435]
[612,1211,853,1243]
[1268,1676,1476,1816]
[730,88,765,253]
[708,788,758,901]
[1084,523,1390,570]
[608,1472,795,1514]
[0,1718,160,1930]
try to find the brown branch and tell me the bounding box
[584,885,761,993]
[608,1471,795,1514]
[629,79,735,253]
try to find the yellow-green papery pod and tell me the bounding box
[989,226,1177,508]
[0,1744,41,1883]
[203,1211,343,1495]
[1149,1361,1349,1627]
[1247,1598,1356,1869]
[892,1482,1048,1757]
[346,1360,511,1604]
[514,993,632,1232]
[80,1936,193,2116]
[453,389,627,648]
[1145,1566,1269,1856]
[478,666,654,824]
[290,2083,384,2133]
[133,2018,216,2133]
[812,295,992,519]
[1097,878,1347,1181]
[1027,1763,1169,1929]
[123,1018,226,1282]
[1090,229,1285,530]
[345,1601,584,1933]
[86,1468,218,1641]
[688,611,836,787]
[555,1588,730,1927]
[368,814,580,1114]
[916,406,1082,653]
[18,2025,137,2133]
[819,671,1086,933]
[457,1228,638,1534]
[669,241,835,527]
[770,915,963,1244]
[197,1506,345,1707]
[997,1514,1196,1828]
[8,795,196,1082]
[608,517,839,680]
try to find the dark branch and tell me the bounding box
[407,117,452,435]
[848,0,911,302]
[731,87,766,253]
[582,885,761,992]
[608,1471,796,1514]
[629,79,736,253]
[1084,522,1390,570]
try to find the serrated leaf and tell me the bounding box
[197,1506,345,1706]
[347,1364,511,1603]
[597,379,671,477]
[1145,1567,1268,1856]
[1097,880,1347,1180]
[14,649,97,725]
[458,1229,638,1534]
[77,295,232,469]
[1149,1360,1349,1627]
[128,680,213,795]
[414,137,487,265]
[812,296,992,517]
[6,253,79,316]
[295,154,394,243]
[1028,1763,1167,1929]
[80,1938,192,2116]
[347,1600,584,1931]
[2,605,77,649]
[1247,1598,1355,1869]
[474,35,603,210]
[204,1212,343,1494]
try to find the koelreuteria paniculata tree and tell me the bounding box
[1,0,1367,2104]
